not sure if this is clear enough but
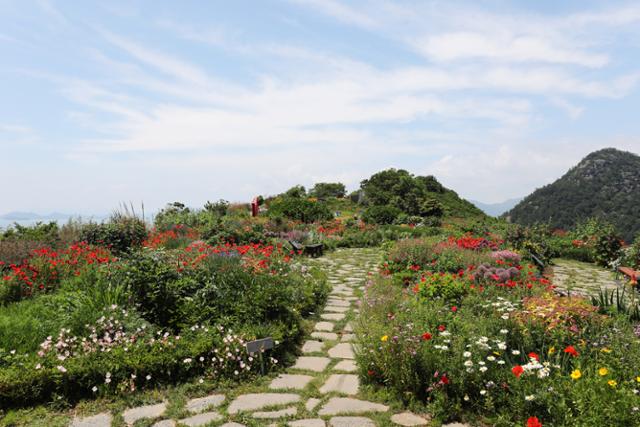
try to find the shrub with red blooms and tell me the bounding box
[0,242,114,304]
[143,225,199,249]
[449,234,501,251]
[527,416,543,427]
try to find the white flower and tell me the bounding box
[92,386,98,392]
[512,350,520,355]
[464,360,474,367]
[499,329,508,334]
[479,366,488,373]
[198,378,204,384]
[487,356,496,361]
[463,351,472,358]
[183,358,192,364]
[146,374,152,380]
[525,395,535,401]
[480,390,487,395]
[497,360,506,365]
[56,365,67,373]
[497,342,507,350]
[35,363,41,370]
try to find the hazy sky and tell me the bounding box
[1,0,640,214]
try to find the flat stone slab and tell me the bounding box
[327,300,351,307]
[322,313,346,321]
[344,323,353,332]
[442,424,472,427]
[152,421,175,427]
[329,417,375,427]
[253,407,297,419]
[328,343,355,359]
[289,420,326,427]
[305,398,321,411]
[333,360,357,372]
[341,334,355,342]
[185,394,225,413]
[292,356,331,372]
[227,393,300,414]
[302,340,325,353]
[123,402,167,425]
[70,413,113,427]
[319,374,360,395]
[325,306,349,313]
[269,374,314,390]
[311,332,339,341]
[315,321,335,331]
[391,412,431,426]
[220,424,246,427]
[319,398,389,416]
[179,411,223,426]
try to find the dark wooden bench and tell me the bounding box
[619,266,639,284]
[288,240,324,257]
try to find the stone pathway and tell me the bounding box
[551,258,623,297]
[69,248,435,427]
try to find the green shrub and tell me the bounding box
[362,205,401,225]
[267,197,333,223]
[80,217,147,254]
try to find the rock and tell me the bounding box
[179,412,223,426]
[70,413,112,427]
[319,374,360,395]
[319,398,389,416]
[253,407,297,419]
[291,356,331,372]
[328,343,355,359]
[227,393,300,414]
[343,323,353,332]
[305,398,321,411]
[185,394,225,413]
[123,402,167,425]
[220,424,246,427]
[325,306,350,313]
[391,412,431,426]
[302,340,325,353]
[289,419,326,427]
[333,360,357,372]
[269,374,314,390]
[341,334,355,342]
[329,416,376,426]
[322,313,346,321]
[326,300,351,307]
[152,421,176,427]
[442,424,471,427]
[311,332,339,341]
[315,322,336,332]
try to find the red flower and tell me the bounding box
[512,365,524,378]
[451,306,458,312]
[421,332,432,341]
[438,325,446,332]
[527,416,542,427]
[563,345,579,357]
[528,352,540,361]
[440,374,449,385]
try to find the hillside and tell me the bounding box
[505,148,640,242]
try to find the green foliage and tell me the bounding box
[420,198,444,217]
[309,182,346,199]
[506,148,640,243]
[267,196,333,223]
[203,199,229,216]
[0,222,60,246]
[362,205,402,225]
[80,216,147,255]
[284,185,307,198]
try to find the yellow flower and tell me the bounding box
[608,380,617,387]
[601,348,612,353]
[636,376,640,383]
[570,369,582,380]
[598,368,608,376]
[548,347,556,355]
[381,335,388,342]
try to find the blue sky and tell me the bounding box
[1,0,640,214]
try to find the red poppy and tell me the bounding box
[528,352,540,361]
[527,416,542,427]
[451,306,458,312]
[440,374,449,384]
[438,325,446,332]
[421,332,432,341]
[512,365,524,378]
[564,345,579,357]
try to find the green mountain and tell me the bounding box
[505,148,640,242]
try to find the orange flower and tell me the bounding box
[512,365,524,378]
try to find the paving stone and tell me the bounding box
[442,424,472,427]
[179,411,223,426]
[123,402,167,425]
[327,300,351,307]
[332,360,357,372]
[305,398,321,411]
[292,356,331,372]
[152,421,175,427]
[70,413,112,427]
[322,313,346,321]
[319,398,389,416]
[328,343,355,359]
[325,306,349,313]
[185,394,225,413]
[329,416,376,427]
[302,340,325,353]
[311,332,339,341]
[343,323,353,332]
[227,393,300,414]
[289,419,326,427]
[319,374,360,395]
[269,374,314,390]
[253,406,297,419]
[220,424,246,427]
[341,333,355,342]
[315,321,336,332]
[391,412,431,426]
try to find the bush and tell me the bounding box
[80,217,147,254]
[267,197,333,223]
[362,205,401,225]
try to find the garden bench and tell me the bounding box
[288,240,324,257]
[618,266,639,284]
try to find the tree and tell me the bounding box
[309,182,346,199]
[284,185,307,198]
[420,198,444,217]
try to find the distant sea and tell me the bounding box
[0,217,108,230]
